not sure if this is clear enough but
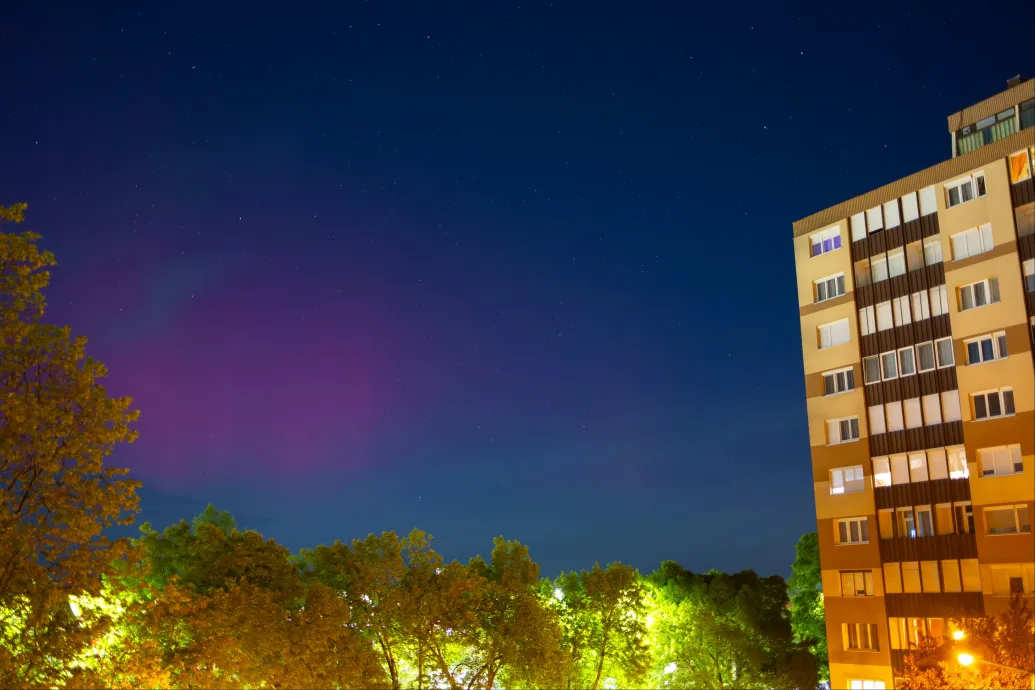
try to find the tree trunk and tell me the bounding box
[377,634,400,690]
[591,629,609,690]
[485,663,498,690]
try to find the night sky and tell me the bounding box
[4,2,1033,578]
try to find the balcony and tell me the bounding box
[957,110,1017,156]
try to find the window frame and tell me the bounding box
[935,337,954,368]
[810,226,843,257]
[964,331,1008,365]
[831,465,865,495]
[836,516,870,545]
[814,272,847,303]
[958,277,1001,312]
[972,388,1016,421]
[983,505,1031,536]
[822,366,856,396]
[978,444,1024,478]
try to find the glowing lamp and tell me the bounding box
[957,653,975,667]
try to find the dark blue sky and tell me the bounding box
[3,2,1033,578]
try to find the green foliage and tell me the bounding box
[788,532,828,682]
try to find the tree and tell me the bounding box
[0,204,141,688]
[789,532,828,682]
[648,562,817,690]
[462,537,566,689]
[898,595,1034,690]
[550,562,649,689]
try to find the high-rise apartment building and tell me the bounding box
[793,77,1035,690]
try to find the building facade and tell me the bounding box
[793,77,1035,690]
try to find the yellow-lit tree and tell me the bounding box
[0,204,141,688]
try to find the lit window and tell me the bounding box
[947,447,969,479]
[883,563,902,591]
[928,449,948,479]
[868,405,886,435]
[978,444,1024,477]
[815,272,846,302]
[876,301,894,331]
[965,331,1008,365]
[984,505,1031,535]
[883,200,901,229]
[859,306,876,336]
[916,506,934,537]
[923,237,943,265]
[892,296,911,326]
[866,207,883,234]
[901,192,919,222]
[958,277,1000,311]
[921,561,941,592]
[842,622,880,651]
[818,319,851,349]
[942,391,963,423]
[871,254,889,283]
[901,560,921,588]
[1009,150,1032,184]
[908,452,928,482]
[849,679,886,689]
[854,259,871,286]
[972,388,1015,420]
[885,401,904,432]
[941,559,961,592]
[951,224,993,260]
[919,186,937,215]
[836,517,869,544]
[930,284,949,316]
[911,290,930,321]
[888,248,906,277]
[822,366,855,395]
[827,417,860,444]
[906,240,925,271]
[922,393,941,424]
[850,213,867,241]
[903,398,922,428]
[831,465,865,494]
[872,457,891,487]
[988,564,1033,596]
[961,558,981,591]
[841,570,875,596]
[811,227,842,257]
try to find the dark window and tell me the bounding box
[1010,577,1024,595]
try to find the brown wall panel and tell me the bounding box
[884,592,985,618]
[962,411,1035,453]
[1011,178,1035,208]
[799,291,855,318]
[818,517,883,571]
[973,500,1035,564]
[811,441,873,482]
[946,239,1018,273]
[873,478,971,511]
[876,533,979,562]
[868,421,964,457]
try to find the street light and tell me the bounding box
[952,630,965,641]
[955,651,1034,689]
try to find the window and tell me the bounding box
[919,186,937,215]
[884,562,902,592]
[902,561,921,590]
[823,366,855,395]
[911,290,930,321]
[902,191,919,222]
[863,356,880,385]
[827,417,860,444]
[904,398,922,429]
[942,391,962,423]
[873,457,891,487]
[906,240,924,271]
[842,622,880,651]
[922,394,942,424]
[973,388,1015,420]
[898,509,918,539]
[890,455,909,485]
[871,254,889,283]
[916,342,936,372]
[889,617,926,650]
[923,237,943,265]
[866,207,883,234]
[979,445,1023,477]
[951,224,993,260]
[1009,150,1032,184]
[854,259,871,287]
[989,564,1034,596]
[930,284,949,316]
[879,510,895,540]
[850,212,867,241]
[942,559,962,592]
[831,465,865,494]
[892,296,911,326]
[921,561,941,592]
[836,517,869,544]
[898,347,916,377]
[811,227,842,257]
[946,173,985,208]
[868,405,886,435]
[888,248,906,277]
[1024,258,1034,293]
[880,351,898,380]
[908,452,928,482]
[815,273,846,302]
[885,401,904,432]
[841,570,874,597]
[961,559,982,591]
[935,337,954,368]
[818,319,850,349]
[966,331,1008,365]
[958,277,1000,311]
[876,301,894,331]
[916,506,934,537]
[954,502,974,534]
[936,504,954,535]
[928,449,948,479]
[948,447,968,479]
[849,681,886,690]
[884,200,900,229]
[859,306,876,336]
[984,505,1030,535]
